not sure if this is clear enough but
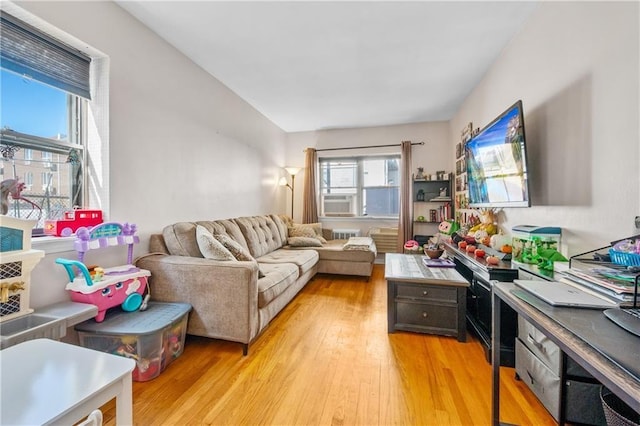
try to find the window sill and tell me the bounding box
[320,216,399,221]
[31,236,76,254]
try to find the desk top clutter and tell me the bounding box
[55,222,150,322]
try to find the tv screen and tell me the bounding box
[465,100,531,208]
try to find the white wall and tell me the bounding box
[12,1,289,308]
[287,121,450,235]
[450,1,639,256]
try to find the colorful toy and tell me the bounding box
[44,209,103,237]
[55,222,150,322]
[404,239,419,249]
[467,208,500,239]
[115,343,161,382]
[438,219,460,235]
[1,178,41,217]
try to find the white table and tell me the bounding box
[1,338,135,425]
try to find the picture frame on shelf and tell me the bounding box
[460,122,473,143]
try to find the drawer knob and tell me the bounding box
[422,290,428,296]
[422,312,428,318]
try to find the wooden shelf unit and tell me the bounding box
[412,176,453,237]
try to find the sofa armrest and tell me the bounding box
[135,254,260,345]
[322,227,334,241]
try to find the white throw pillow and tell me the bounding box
[196,225,236,261]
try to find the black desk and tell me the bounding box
[491,281,640,425]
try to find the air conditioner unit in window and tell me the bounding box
[323,194,355,216]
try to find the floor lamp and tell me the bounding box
[280,167,301,218]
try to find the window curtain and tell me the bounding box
[0,12,92,99]
[302,148,318,224]
[397,141,413,251]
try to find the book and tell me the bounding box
[422,257,456,268]
[559,278,634,307]
[564,267,638,294]
[560,275,636,303]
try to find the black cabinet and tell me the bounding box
[390,282,467,341]
[446,242,519,366]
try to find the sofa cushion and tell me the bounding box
[312,239,377,262]
[256,262,299,308]
[287,236,323,247]
[288,223,327,244]
[271,214,289,242]
[288,225,316,238]
[302,222,328,243]
[196,225,236,261]
[163,220,248,257]
[257,248,319,276]
[234,216,284,258]
[214,233,255,262]
[162,222,203,257]
[196,219,249,249]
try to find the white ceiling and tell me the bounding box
[116,1,538,133]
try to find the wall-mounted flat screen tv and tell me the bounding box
[465,100,531,208]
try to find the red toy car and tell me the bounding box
[44,209,103,237]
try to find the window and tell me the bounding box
[0,12,90,232]
[41,151,52,168]
[24,171,33,190]
[1,69,85,230]
[24,148,32,164]
[320,155,400,217]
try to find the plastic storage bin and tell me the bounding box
[511,225,562,262]
[75,302,191,381]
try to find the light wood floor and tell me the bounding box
[101,264,555,425]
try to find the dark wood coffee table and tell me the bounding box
[385,253,469,341]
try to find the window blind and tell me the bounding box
[0,12,91,99]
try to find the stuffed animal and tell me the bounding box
[438,219,460,235]
[468,208,500,238]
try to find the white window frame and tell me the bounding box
[2,2,110,254]
[24,148,32,164]
[319,155,400,218]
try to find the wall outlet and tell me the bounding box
[636,216,640,229]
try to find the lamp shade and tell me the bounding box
[278,177,288,186]
[285,167,301,176]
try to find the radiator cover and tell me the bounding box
[370,227,398,253]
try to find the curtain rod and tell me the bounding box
[308,141,424,152]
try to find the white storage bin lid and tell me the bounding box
[512,225,562,235]
[75,302,191,335]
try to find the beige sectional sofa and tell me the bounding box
[136,214,376,354]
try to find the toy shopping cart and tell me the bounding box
[56,222,150,322]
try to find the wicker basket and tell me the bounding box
[600,387,640,426]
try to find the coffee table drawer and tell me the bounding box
[396,284,457,302]
[396,300,457,330]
